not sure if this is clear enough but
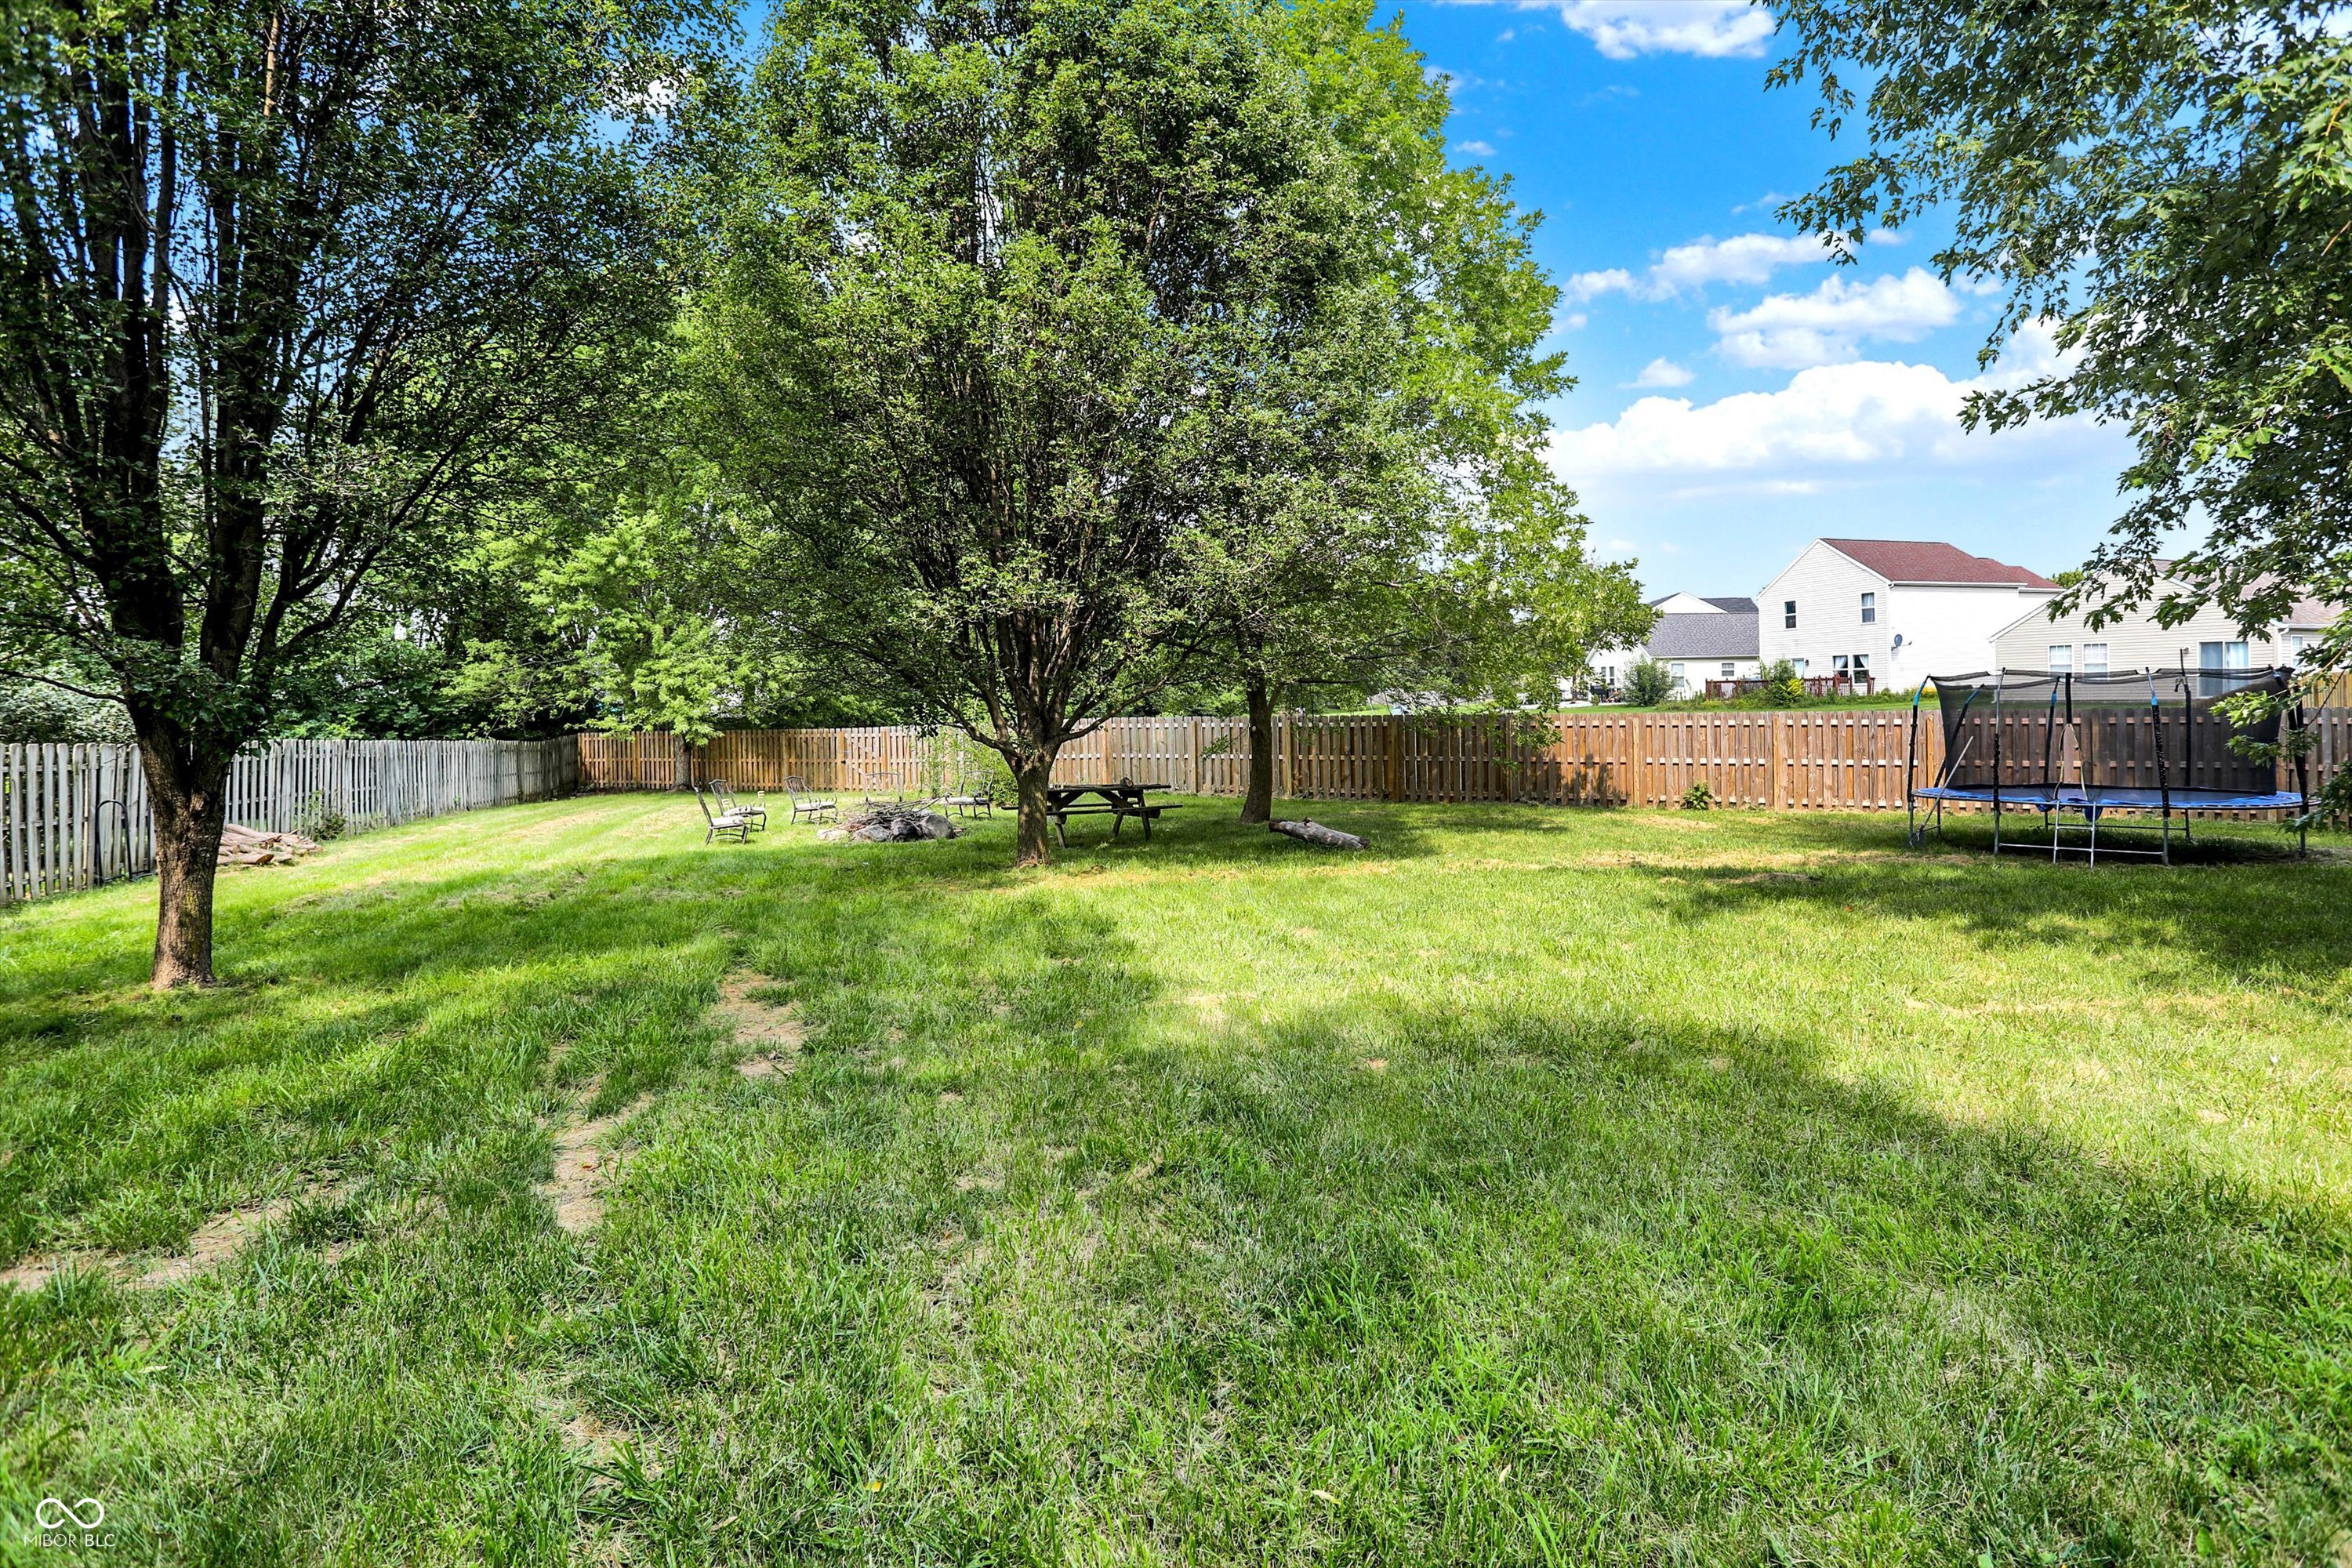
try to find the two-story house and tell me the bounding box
[1756,539,2059,690]
[1989,568,2338,678]
[1589,593,1761,698]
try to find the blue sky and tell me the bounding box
[1396,0,2140,601]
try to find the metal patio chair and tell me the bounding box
[709,780,767,832]
[695,786,752,844]
[782,775,837,825]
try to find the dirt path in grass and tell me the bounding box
[534,971,802,1236]
[714,972,804,1079]
[1,1182,348,1294]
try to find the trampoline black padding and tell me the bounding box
[1905,667,2313,862]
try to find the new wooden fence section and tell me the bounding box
[2,737,579,906]
[583,706,2352,812]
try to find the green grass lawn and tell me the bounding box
[2,795,2348,1565]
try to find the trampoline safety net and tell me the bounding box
[1930,667,2292,800]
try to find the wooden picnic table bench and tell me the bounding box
[1044,782,1180,846]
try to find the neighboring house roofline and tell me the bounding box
[1984,570,2343,644]
[1802,537,2059,590]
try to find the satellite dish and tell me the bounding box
[1892,633,1904,650]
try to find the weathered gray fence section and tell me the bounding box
[2,737,578,906]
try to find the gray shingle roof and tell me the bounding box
[1645,611,1760,660]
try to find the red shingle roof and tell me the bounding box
[1820,539,2057,590]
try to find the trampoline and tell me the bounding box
[1905,666,2312,862]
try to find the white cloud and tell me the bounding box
[1457,140,1497,157]
[1565,233,1831,308]
[1555,1,1773,60]
[1549,324,2096,492]
[1650,233,1831,294]
[1630,358,1693,388]
[1496,27,1515,42]
[1565,267,1638,303]
[1708,267,1962,368]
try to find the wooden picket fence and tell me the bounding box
[574,707,2348,812]
[2,737,579,906]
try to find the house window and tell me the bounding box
[1852,652,1871,677]
[1832,654,1850,675]
[1721,662,1736,678]
[2048,644,2073,673]
[1793,658,1809,675]
[2289,633,2314,664]
[1784,599,1798,629]
[2198,639,2249,694]
[2082,642,2108,675]
[1669,661,1686,691]
[1860,591,1876,624]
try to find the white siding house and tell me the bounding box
[1758,539,2059,688]
[1989,572,2338,674]
[1590,595,1760,698]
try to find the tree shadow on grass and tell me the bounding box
[680,988,2345,1565]
[0,808,1188,1260]
[0,839,1174,1565]
[930,792,1452,870]
[1642,817,2352,989]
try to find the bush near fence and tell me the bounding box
[2,737,579,906]
[581,710,2352,813]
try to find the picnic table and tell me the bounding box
[1044,782,1178,845]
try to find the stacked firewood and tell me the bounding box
[217,822,321,867]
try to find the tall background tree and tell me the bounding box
[1196,0,1646,824]
[690,0,1404,864]
[0,0,720,984]
[1769,1,2352,684]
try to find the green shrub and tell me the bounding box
[1624,659,1679,706]
[1756,659,1805,706]
[1680,781,1715,810]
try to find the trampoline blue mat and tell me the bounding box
[1912,785,2305,811]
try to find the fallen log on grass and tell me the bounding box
[1269,818,1366,850]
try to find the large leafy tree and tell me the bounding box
[446,460,893,741]
[0,0,719,984]
[690,0,1390,864]
[1196,0,1647,822]
[1769,0,2352,677]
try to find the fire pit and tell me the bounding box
[820,801,963,843]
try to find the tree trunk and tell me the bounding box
[1241,673,1276,825]
[1013,747,1059,867]
[142,741,231,989]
